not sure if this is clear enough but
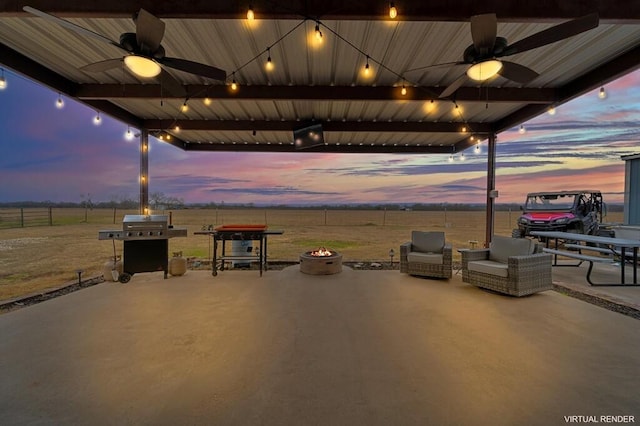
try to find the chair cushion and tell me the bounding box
[489,236,534,264]
[407,252,443,265]
[468,260,509,278]
[411,231,445,254]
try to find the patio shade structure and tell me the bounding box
[2,0,640,243]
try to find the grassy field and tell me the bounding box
[0,208,624,300]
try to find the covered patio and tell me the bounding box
[0,267,638,425]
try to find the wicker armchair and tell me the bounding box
[461,235,553,297]
[400,231,452,279]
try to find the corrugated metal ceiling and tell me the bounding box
[1,2,640,153]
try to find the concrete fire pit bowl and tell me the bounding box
[299,248,342,275]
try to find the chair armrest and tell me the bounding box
[462,249,489,262]
[400,241,411,273]
[508,252,552,269]
[400,241,412,257]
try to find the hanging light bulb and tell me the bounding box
[93,111,101,125]
[56,93,64,109]
[460,152,465,161]
[461,126,467,133]
[0,69,6,90]
[389,2,398,19]
[174,124,180,132]
[548,106,556,115]
[203,97,212,106]
[363,56,371,77]
[181,101,189,113]
[265,49,274,71]
[125,127,134,140]
[598,87,607,99]
[247,5,255,21]
[231,73,238,91]
[315,22,323,41]
[519,124,526,134]
[475,142,481,153]
[401,83,407,96]
[448,154,454,162]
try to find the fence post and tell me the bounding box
[20,208,24,227]
[48,206,53,226]
[113,207,117,224]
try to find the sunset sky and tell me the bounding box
[1,68,639,206]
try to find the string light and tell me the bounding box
[247,5,255,21]
[389,2,398,19]
[460,152,465,161]
[598,87,607,99]
[125,127,134,140]
[265,49,274,71]
[315,22,323,41]
[448,154,454,162]
[174,124,180,132]
[0,69,6,90]
[548,106,556,115]
[203,97,212,106]
[56,93,64,109]
[181,101,189,113]
[475,142,481,153]
[519,124,526,134]
[363,56,371,77]
[401,82,407,96]
[93,111,101,125]
[231,73,238,91]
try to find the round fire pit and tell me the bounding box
[300,248,343,275]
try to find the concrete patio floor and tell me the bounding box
[0,266,639,426]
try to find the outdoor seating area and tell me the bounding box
[400,232,554,297]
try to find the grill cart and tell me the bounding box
[99,214,187,283]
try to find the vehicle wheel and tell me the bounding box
[511,229,523,238]
[119,272,132,283]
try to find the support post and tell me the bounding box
[139,130,149,215]
[485,132,497,247]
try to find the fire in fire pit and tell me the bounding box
[310,247,333,257]
[300,248,342,275]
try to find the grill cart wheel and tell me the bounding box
[118,272,132,283]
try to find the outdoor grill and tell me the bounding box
[98,214,187,283]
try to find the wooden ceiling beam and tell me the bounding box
[2,1,638,23]
[76,84,556,104]
[180,142,459,154]
[144,119,491,133]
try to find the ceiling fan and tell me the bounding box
[413,13,599,99]
[23,6,227,97]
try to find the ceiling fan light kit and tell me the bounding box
[124,55,161,78]
[466,60,503,81]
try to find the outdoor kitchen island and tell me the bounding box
[195,225,284,276]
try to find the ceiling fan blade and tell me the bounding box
[23,6,124,51]
[135,9,165,53]
[80,58,123,73]
[405,61,467,73]
[439,73,468,99]
[160,57,227,81]
[470,13,497,56]
[498,61,539,83]
[501,13,599,56]
[159,69,186,97]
